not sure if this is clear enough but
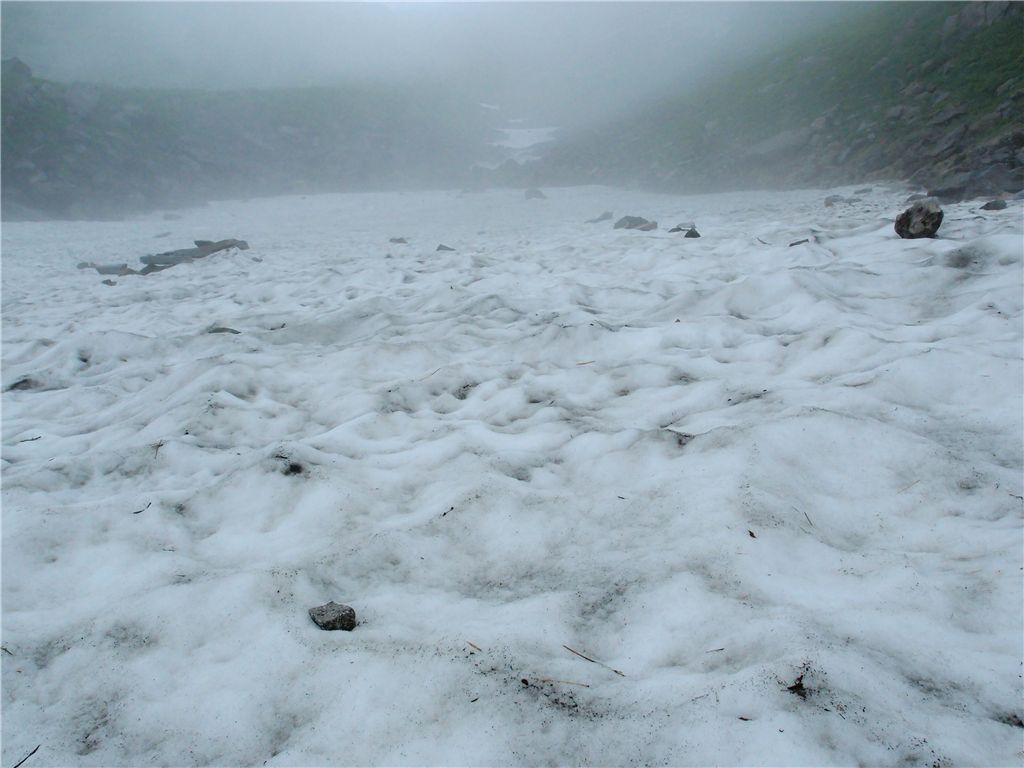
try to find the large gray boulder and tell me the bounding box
[895,199,944,238]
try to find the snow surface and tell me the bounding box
[2,185,1022,766]
[493,127,560,150]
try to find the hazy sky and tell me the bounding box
[2,2,854,125]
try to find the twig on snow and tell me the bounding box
[896,479,920,494]
[537,677,591,688]
[562,644,625,676]
[465,641,482,653]
[418,367,443,381]
[793,505,813,527]
[12,745,41,768]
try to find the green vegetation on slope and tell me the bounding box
[540,2,1023,194]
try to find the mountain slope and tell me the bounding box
[2,60,495,220]
[536,2,1024,198]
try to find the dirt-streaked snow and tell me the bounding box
[3,186,1022,766]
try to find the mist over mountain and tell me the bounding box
[535,1,1024,199]
[2,1,1021,220]
[2,61,498,219]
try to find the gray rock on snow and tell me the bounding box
[895,199,944,239]
[141,238,248,266]
[669,223,700,237]
[524,187,547,200]
[980,199,1008,210]
[309,602,357,631]
[614,216,654,230]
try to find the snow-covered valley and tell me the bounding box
[2,185,1022,766]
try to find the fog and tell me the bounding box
[3,1,852,126]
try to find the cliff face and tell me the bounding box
[535,2,1024,199]
[1,61,494,220]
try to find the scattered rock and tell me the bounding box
[94,263,129,275]
[101,279,117,286]
[389,237,408,244]
[586,211,613,224]
[436,244,455,252]
[981,199,1008,210]
[162,212,183,221]
[614,216,654,230]
[854,187,873,194]
[141,238,249,267]
[207,326,241,334]
[895,199,943,239]
[524,187,547,200]
[6,377,39,392]
[637,221,659,231]
[824,194,845,207]
[684,227,701,238]
[309,602,357,631]
[78,261,138,276]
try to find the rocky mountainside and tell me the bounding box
[1,59,497,220]
[4,3,1021,220]
[532,2,1024,200]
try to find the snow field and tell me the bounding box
[2,186,1022,766]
